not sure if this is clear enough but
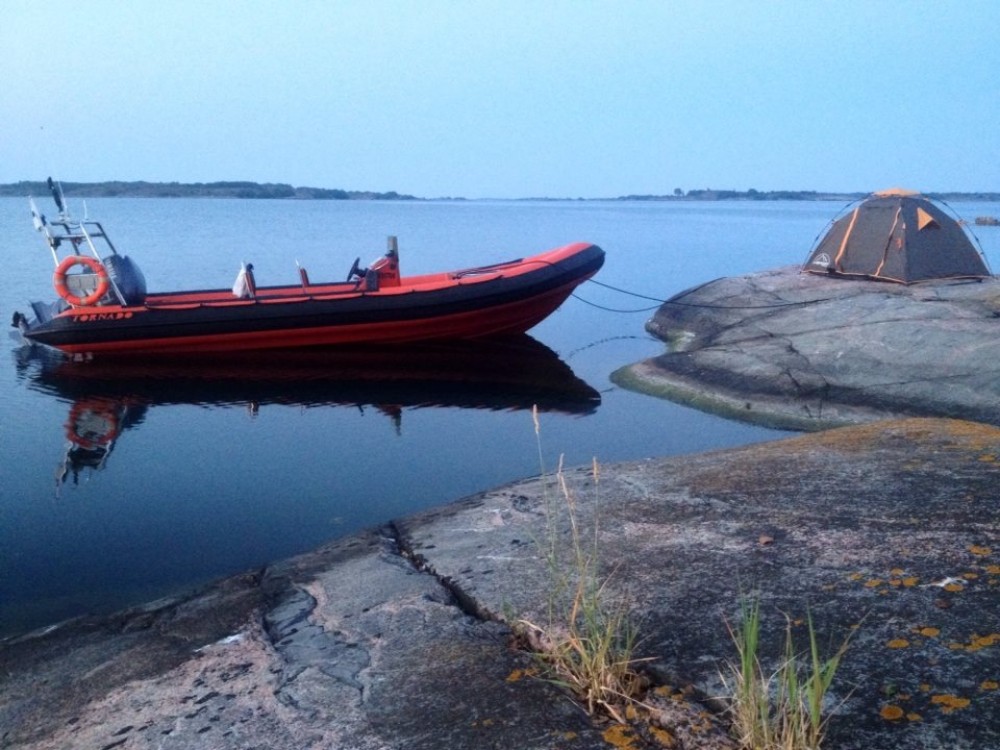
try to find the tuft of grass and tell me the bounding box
[515,406,648,724]
[722,594,855,750]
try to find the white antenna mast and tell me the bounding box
[29,197,45,232]
[29,195,61,264]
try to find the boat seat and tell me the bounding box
[65,272,101,299]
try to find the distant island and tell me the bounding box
[0,180,417,201]
[0,180,996,202]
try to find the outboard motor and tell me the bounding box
[103,255,147,305]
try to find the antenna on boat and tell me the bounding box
[29,197,46,232]
[29,195,62,263]
[47,176,70,220]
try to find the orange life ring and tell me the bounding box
[65,399,121,449]
[53,255,110,307]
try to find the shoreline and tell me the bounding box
[4,418,999,749]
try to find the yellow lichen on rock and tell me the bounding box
[970,633,1000,650]
[505,668,536,682]
[931,694,971,713]
[648,725,675,747]
[880,704,905,721]
[602,723,640,749]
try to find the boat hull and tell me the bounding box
[22,242,604,356]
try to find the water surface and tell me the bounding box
[3,197,997,638]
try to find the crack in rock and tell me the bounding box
[386,522,496,624]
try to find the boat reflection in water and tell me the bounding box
[15,335,601,489]
[55,396,145,487]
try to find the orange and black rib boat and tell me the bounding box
[12,180,604,357]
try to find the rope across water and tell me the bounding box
[575,277,831,313]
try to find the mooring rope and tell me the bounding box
[571,293,662,313]
[585,278,667,303]
[579,277,831,312]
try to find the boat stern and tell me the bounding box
[10,300,67,349]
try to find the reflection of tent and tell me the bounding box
[803,189,991,284]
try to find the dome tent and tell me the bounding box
[803,189,991,284]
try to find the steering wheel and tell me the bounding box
[347,256,362,281]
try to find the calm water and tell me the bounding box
[3,197,998,638]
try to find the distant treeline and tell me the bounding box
[0,180,417,201]
[618,189,1000,202]
[0,181,996,202]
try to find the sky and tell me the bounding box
[3,1,999,199]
